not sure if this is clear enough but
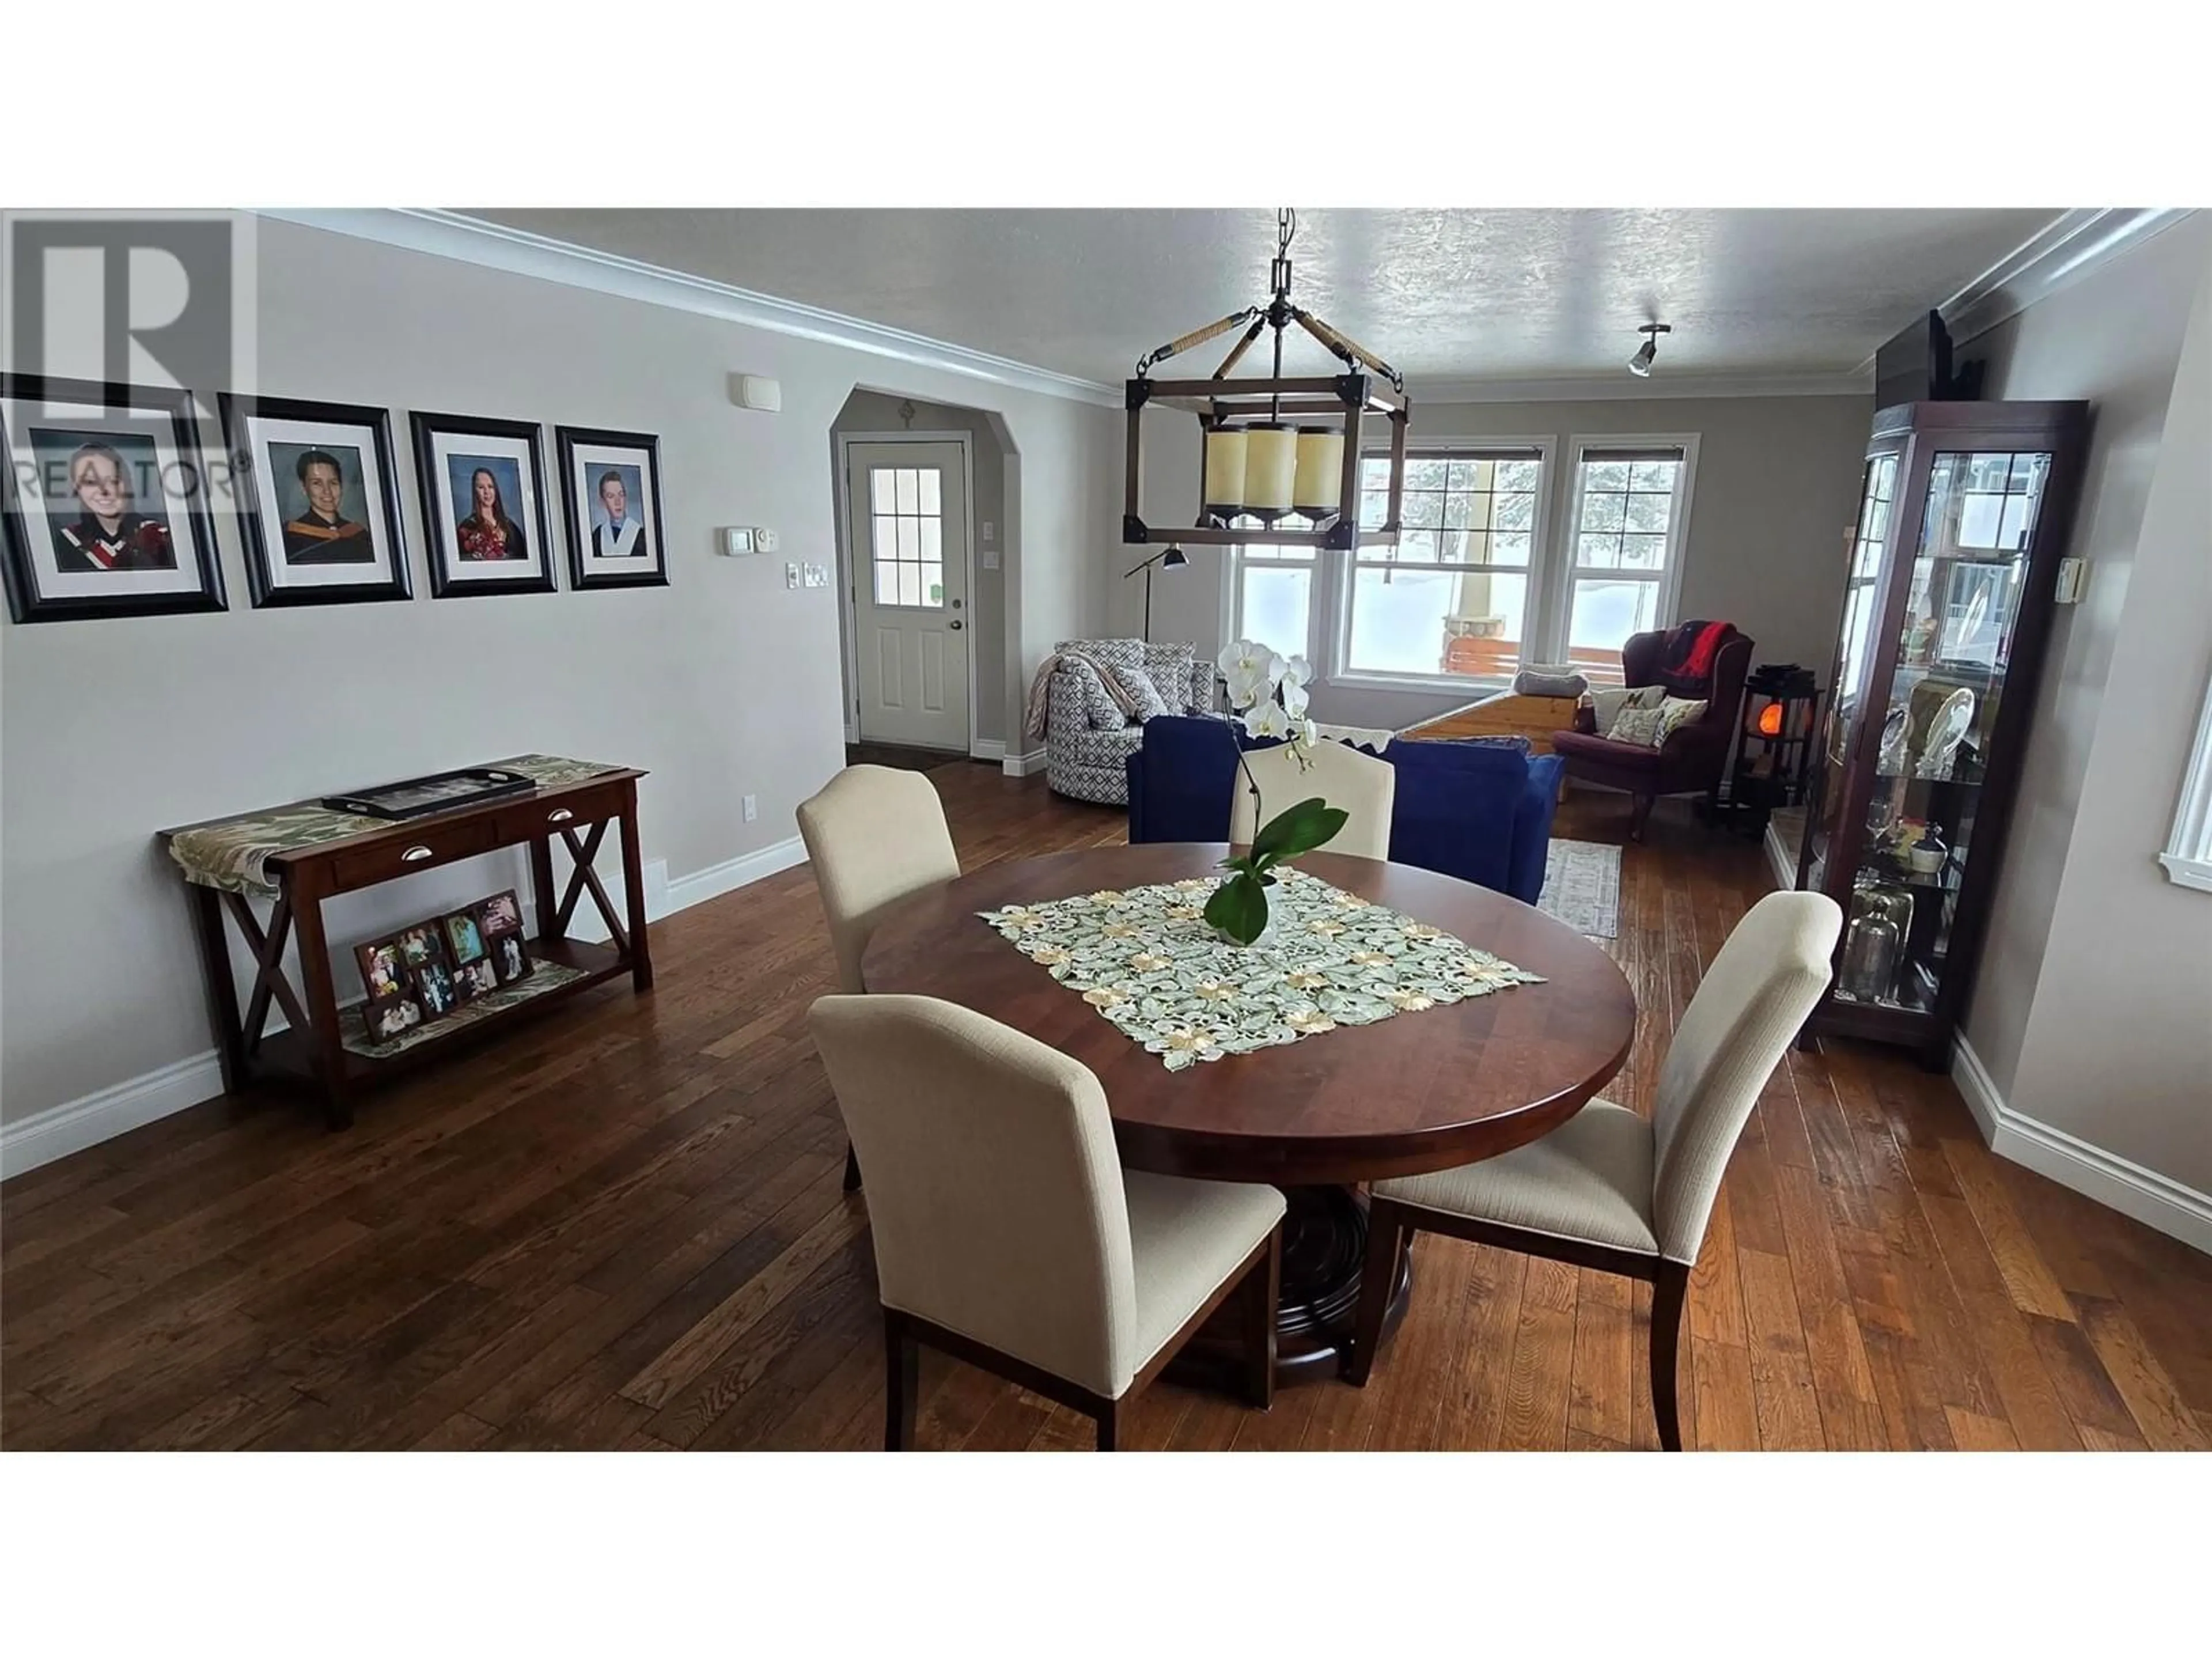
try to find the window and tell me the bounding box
[1343,450,1545,684]
[1230,527,1315,664]
[868,465,945,608]
[1560,442,1695,684]
[2161,672,2212,893]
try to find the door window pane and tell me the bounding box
[866,463,947,609]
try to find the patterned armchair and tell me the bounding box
[1046,638,1220,805]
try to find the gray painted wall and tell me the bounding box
[1119,392,1870,729]
[831,391,1009,745]
[0,213,1113,1127]
[1957,214,2212,1196]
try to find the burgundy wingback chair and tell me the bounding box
[1550,625,1752,840]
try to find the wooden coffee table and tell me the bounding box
[862,843,1637,1380]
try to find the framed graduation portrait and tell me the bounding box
[409,410,556,598]
[0,374,226,624]
[557,426,668,590]
[222,394,411,607]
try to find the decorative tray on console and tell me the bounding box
[321,766,538,820]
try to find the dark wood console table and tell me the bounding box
[158,755,652,1130]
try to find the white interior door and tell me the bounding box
[845,441,971,751]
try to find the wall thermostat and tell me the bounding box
[755,527,781,554]
[721,527,754,556]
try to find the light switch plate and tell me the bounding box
[2055,555,2089,604]
[784,562,800,589]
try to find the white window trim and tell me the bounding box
[1547,432,1700,666]
[1322,437,1558,695]
[2158,671,2212,893]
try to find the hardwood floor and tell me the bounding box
[4,765,2207,1451]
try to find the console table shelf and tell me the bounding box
[158,757,652,1129]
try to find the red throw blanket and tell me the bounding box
[1662,619,1733,685]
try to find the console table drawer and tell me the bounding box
[328,818,498,889]
[497,782,626,842]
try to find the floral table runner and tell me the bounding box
[977,866,1543,1070]
[164,755,627,896]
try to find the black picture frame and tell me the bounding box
[409,410,557,598]
[556,425,669,590]
[221,393,412,608]
[0,373,228,624]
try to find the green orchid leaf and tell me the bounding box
[1203,871,1271,945]
[1251,797,1350,863]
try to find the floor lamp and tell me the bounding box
[1123,545,1188,639]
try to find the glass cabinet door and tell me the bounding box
[1805,451,1900,889]
[1832,447,2052,1013]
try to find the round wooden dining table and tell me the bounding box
[862,842,1637,1380]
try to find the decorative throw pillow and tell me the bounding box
[1593,684,1665,738]
[1609,695,1707,749]
[1142,641,1198,712]
[1062,658,1126,729]
[1119,663,1175,721]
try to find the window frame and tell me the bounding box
[1323,439,1557,695]
[2158,670,2212,893]
[1547,433,1700,673]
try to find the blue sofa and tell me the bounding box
[1126,715,1561,907]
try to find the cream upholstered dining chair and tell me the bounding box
[1229,740,1397,859]
[1344,890,1842,1450]
[795,764,961,1191]
[810,994,1286,1450]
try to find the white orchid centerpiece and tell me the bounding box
[1219,640,1320,760]
[1206,639,1346,945]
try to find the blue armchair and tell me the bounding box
[1127,719,1560,907]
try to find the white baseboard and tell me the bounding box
[970,738,1006,763]
[1952,1035,2212,1255]
[0,1051,227,1181]
[1003,747,1047,778]
[0,835,813,1182]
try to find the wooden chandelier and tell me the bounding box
[1123,208,1410,553]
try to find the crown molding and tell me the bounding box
[1406,370,1872,405]
[1938,208,2198,349]
[254,208,1123,409]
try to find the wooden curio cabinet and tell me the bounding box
[1794,400,2088,1065]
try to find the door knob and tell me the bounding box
[949,620,964,630]
[951,598,963,609]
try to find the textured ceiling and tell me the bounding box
[472,208,2062,389]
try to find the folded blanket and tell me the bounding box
[1024,647,1145,739]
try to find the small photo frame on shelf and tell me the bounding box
[396,923,445,972]
[444,908,487,967]
[363,991,424,1043]
[221,394,411,607]
[356,937,407,1003]
[410,411,556,597]
[414,958,458,1017]
[454,957,499,1001]
[490,931,532,986]
[556,426,668,590]
[478,889,523,937]
[0,374,226,624]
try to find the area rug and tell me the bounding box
[1539,839,1621,939]
[976,867,1541,1071]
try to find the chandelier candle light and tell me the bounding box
[1207,640,1347,946]
[1124,209,1412,554]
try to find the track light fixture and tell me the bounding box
[1629,322,1672,378]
